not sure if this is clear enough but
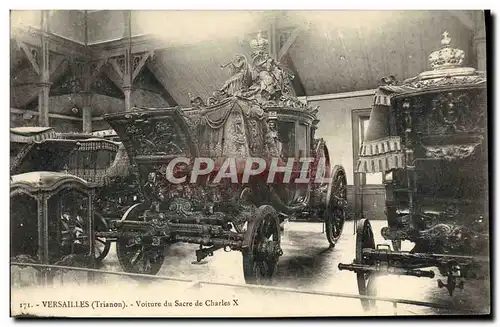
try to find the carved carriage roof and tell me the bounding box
[358,32,487,175]
[10,171,97,194]
[377,32,486,98]
[10,139,80,175]
[56,133,121,151]
[10,126,57,143]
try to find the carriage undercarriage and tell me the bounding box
[338,218,489,310]
[95,160,347,282]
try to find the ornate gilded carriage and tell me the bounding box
[338,32,489,310]
[101,32,348,284]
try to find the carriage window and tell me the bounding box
[360,117,383,185]
[79,152,94,170]
[296,123,309,158]
[95,150,116,169]
[277,121,295,158]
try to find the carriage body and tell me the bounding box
[99,31,348,283]
[103,98,346,282]
[338,33,489,307]
[57,133,120,185]
[10,128,114,267]
[10,127,80,175]
[11,171,97,282]
[55,133,139,219]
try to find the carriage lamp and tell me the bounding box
[72,107,79,115]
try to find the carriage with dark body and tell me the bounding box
[10,127,98,274]
[99,32,348,283]
[10,126,137,266]
[338,33,489,309]
[54,132,141,261]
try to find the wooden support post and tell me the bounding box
[473,11,487,72]
[38,83,50,127]
[123,10,133,111]
[267,19,278,61]
[82,99,92,133]
[38,10,51,127]
[81,59,93,133]
[123,87,132,111]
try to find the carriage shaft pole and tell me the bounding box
[173,235,243,248]
[337,263,435,278]
[362,248,488,264]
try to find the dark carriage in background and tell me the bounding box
[338,33,489,310]
[101,32,348,284]
[10,128,98,275]
[55,133,141,261]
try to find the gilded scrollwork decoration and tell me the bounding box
[189,31,316,114]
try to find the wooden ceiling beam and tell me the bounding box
[11,26,90,60]
[18,41,40,76]
[49,56,67,78]
[108,58,125,81]
[11,108,83,121]
[89,34,163,59]
[146,59,180,106]
[132,50,155,82]
[90,57,110,81]
[281,52,307,97]
[103,64,126,91]
[278,28,301,62]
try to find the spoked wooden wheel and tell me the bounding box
[116,237,166,275]
[93,213,111,262]
[356,219,377,311]
[242,205,283,285]
[60,212,111,262]
[325,165,348,247]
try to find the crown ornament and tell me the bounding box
[250,31,269,53]
[428,31,466,70]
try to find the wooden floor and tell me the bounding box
[11,220,491,317]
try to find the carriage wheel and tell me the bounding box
[116,237,166,276]
[356,219,377,311]
[59,212,111,262]
[242,205,282,285]
[325,166,347,247]
[93,212,111,262]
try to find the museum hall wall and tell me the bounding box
[308,93,384,219]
